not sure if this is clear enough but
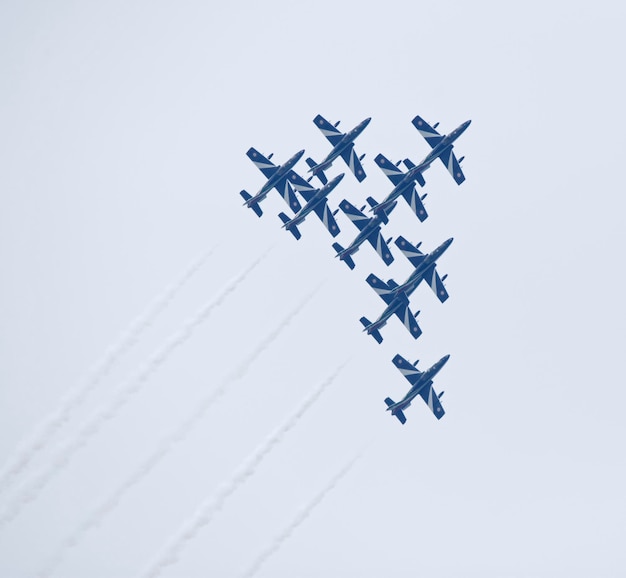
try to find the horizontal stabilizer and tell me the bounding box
[360,317,383,344]
[332,242,355,270]
[278,212,301,240]
[305,157,328,185]
[240,190,263,217]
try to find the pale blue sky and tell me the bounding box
[1,1,625,576]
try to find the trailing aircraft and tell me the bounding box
[359,278,422,344]
[306,115,370,182]
[359,236,452,342]
[240,148,316,217]
[385,353,449,424]
[278,173,344,239]
[331,199,394,270]
[411,116,470,185]
[368,153,429,223]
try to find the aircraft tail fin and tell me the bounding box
[360,317,383,344]
[240,190,263,217]
[306,157,328,185]
[278,212,301,240]
[332,242,355,270]
[384,398,406,424]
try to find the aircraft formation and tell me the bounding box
[239,114,470,424]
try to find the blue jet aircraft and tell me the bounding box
[411,116,471,185]
[306,115,370,182]
[359,280,422,344]
[278,173,344,240]
[385,353,449,424]
[240,148,316,217]
[359,236,452,342]
[331,199,394,270]
[368,153,429,223]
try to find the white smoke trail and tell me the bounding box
[241,454,360,578]
[37,286,321,578]
[0,246,216,498]
[0,254,265,527]
[139,365,345,578]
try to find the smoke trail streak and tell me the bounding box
[0,246,216,498]
[241,455,360,578]
[37,286,321,578]
[139,365,345,578]
[0,254,265,527]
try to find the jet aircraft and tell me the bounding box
[411,116,470,185]
[306,115,370,182]
[278,173,344,240]
[385,353,449,424]
[240,148,316,217]
[359,236,452,342]
[359,278,422,344]
[331,199,394,270]
[368,153,429,223]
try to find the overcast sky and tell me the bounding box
[1,1,625,577]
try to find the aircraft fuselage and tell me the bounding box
[252,149,305,201]
[285,173,344,228]
[314,118,371,172]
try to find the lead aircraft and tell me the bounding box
[385,354,449,424]
[240,148,316,217]
[359,236,452,343]
[306,115,370,182]
[411,116,470,185]
[331,199,394,270]
[278,173,344,239]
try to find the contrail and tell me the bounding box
[241,455,360,578]
[0,246,216,498]
[37,286,321,578]
[0,253,265,527]
[139,364,345,578]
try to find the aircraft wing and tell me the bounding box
[287,171,318,202]
[438,147,466,185]
[367,230,394,266]
[423,264,449,303]
[313,114,344,147]
[365,273,395,305]
[418,385,445,419]
[375,153,405,186]
[339,199,370,232]
[246,147,278,179]
[395,301,422,340]
[395,236,426,268]
[274,178,302,213]
[340,145,367,182]
[411,116,444,149]
[392,354,423,386]
[312,201,340,237]
[400,186,428,222]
